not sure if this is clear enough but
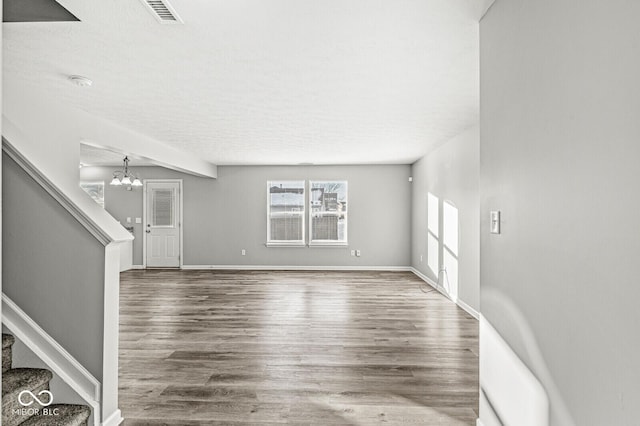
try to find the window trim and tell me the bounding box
[80,181,105,208]
[266,180,306,245]
[308,180,348,246]
[265,241,307,248]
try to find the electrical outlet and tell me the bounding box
[356,250,361,257]
[126,217,132,224]
[350,250,355,256]
[241,249,246,256]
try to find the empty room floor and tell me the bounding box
[118,270,478,425]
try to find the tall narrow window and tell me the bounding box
[309,181,348,245]
[267,181,305,245]
[443,201,459,301]
[427,192,439,275]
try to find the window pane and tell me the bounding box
[310,181,347,243]
[427,192,439,237]
[443,201,458,256]
[427,232,439,276]
[268,181,305,242]
[153,189,174,226]
[80,182,105,208]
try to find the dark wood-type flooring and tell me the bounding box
[118,270,478,425]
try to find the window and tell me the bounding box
[267,181,305,245]
[80,181,105,208]
[427,192,439,275]
[309,181,348,245]
[151,188,175,227]
[443,201,459,301]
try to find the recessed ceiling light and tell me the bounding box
[68,75,93,87]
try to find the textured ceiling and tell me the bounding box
[4,0,481,165]
[80,144,155,167]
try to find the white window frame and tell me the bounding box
[266,180,306,247]
[308,180,348,247]
[80,181,105,208]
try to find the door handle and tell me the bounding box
[146,230,151,233]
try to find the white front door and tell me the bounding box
[145,181,181,267]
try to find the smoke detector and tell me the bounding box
[68,75,93,87]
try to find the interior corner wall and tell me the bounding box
[480,0,640,424]
[81,164,412,267]
[2,153,105,380]
[410,125,480,312]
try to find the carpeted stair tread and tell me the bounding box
[3,334,15,349]
[3,334,15,373]
[2,368,53,397]
[18,404,91,426]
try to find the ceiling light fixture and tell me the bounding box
[68,75,93,87]
[110,157,142,188]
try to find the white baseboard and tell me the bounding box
[410,267,440,288]
[180,265,412,272]
[132,265,479,318]
[2,294,102,426]
[102,409,123,426]
[410,267,479,320]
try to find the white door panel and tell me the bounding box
[145,181,181,267]
[167,236,178,257]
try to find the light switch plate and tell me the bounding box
[135,217,142,224]
[126,217,132,223]
[490,211,501,234]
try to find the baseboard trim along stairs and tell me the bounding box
[2,333,91,426]
[2,294,101,426]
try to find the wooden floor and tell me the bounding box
[118,270,479,425]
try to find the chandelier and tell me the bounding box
[110,156,142,187]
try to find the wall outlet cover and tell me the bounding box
[490,211,501,234]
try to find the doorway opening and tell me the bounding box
[142,179,183,268]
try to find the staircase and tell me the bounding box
[2,334,91,426]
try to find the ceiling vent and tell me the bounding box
[139,0,183,24]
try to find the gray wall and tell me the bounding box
[481,0,640,424]
[411,126,479,312]
[81,164,412,267]
[3,153,105,380]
